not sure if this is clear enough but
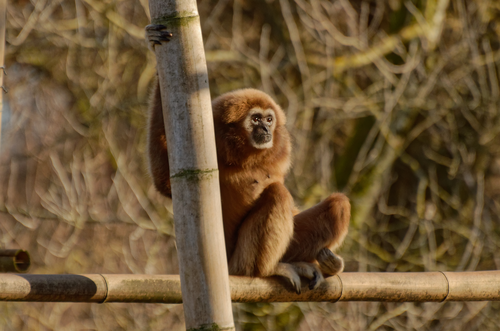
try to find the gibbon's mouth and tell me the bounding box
[253,133,272,145]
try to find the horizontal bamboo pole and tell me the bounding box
[0,271,499,303]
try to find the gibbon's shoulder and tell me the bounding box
[212,88,287,126]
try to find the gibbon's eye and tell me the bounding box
[266,116,273,124]
[251,114,260,124]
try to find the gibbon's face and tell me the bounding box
[242,107,277,149]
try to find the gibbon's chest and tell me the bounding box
[219,166,282,221]
[219,165,283,258]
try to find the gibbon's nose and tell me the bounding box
[254,124,269,135]
[253,125,272,145]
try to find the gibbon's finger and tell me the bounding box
[290,277,301,295]
[147,32,172,41]
[145,25,173,50]
[145,24,167,31]
[147,30,171,37]
[308,271,323,290]
[159,35,172,42]
[156,31,173,38]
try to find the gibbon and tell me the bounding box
[146,25,350,293]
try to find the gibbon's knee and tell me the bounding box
[282,192,350,263]
[323,193,350,250]
[261,182,295,208]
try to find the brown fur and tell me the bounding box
[147,81,171,198]
[147,80,350,290]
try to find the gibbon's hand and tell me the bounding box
[145,24,172,51]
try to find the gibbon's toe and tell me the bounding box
[308,271,323,290]
[274,263,302,294]
[292,279,301,294]
[286,272,301,294]
[291,262,325,290]
[317,248,345,276]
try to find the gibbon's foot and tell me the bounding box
[145,24,172,49]
[274,262,325,293]
[291,262,325,290]
[274,263,302,294]
[317,248,344,276]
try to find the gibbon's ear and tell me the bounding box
[212,88,287,127]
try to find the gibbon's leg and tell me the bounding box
[146,25,173,198]
[228,183,294,276]
[228,182,310,293]
[282,193,350,276]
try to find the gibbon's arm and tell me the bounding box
[146,25,173,198]
[147,78,172,198]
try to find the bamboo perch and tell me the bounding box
[0,272,499,303]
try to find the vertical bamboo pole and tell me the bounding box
[147,1,234,330]
[0,0,6,147]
